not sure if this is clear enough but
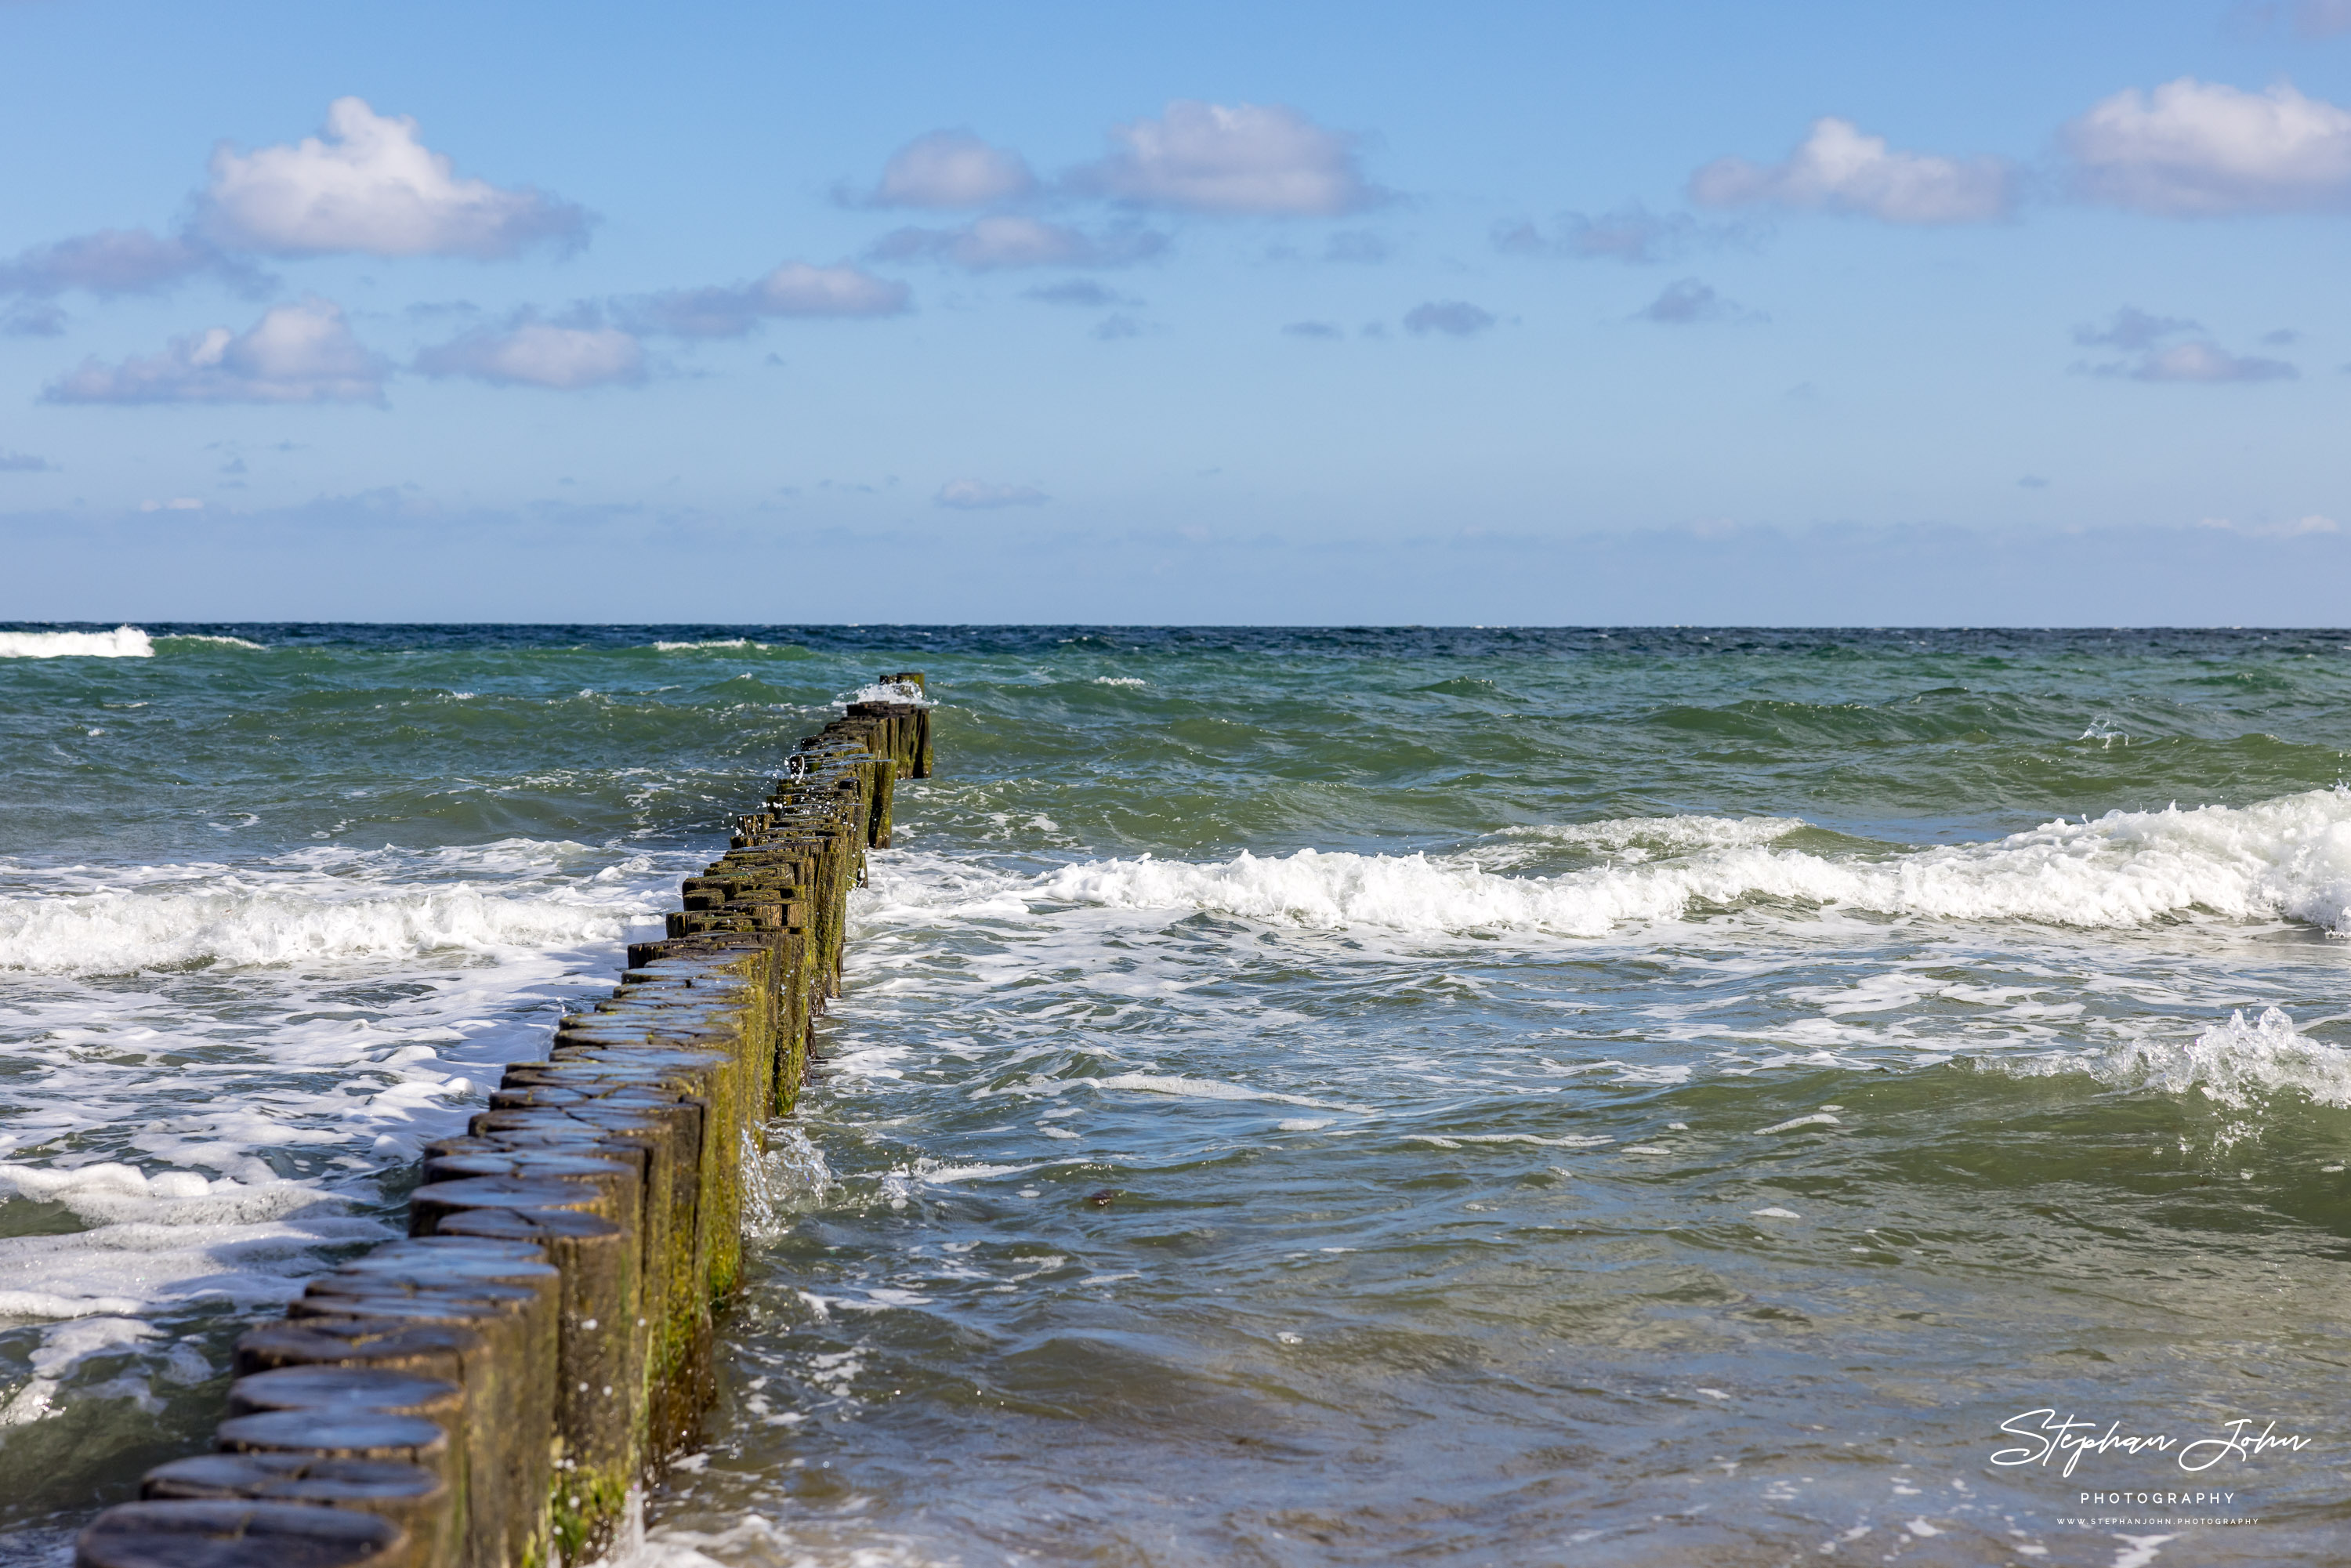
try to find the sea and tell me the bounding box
[2,624,2347,1567]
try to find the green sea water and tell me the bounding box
[4,625,2350,1566]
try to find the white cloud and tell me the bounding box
[415,320,645,389]
[2064,78,2351,215]
[2125,340,2298,382]
[759,262,908,315]
[628,262,911,338]
[936,479,1047,509]
[137,497,204,512]
[0,449,56,473]
[201,97,589,258]
[43,298,388,404]
[1074,100,1378,215]
[2070,306,2298,382]
[861,131,1036,208]
[1689,117,2014,223]
[0,228,266,298]
[1634,277,1760,324]
[2074,306,2202,350]
[1403,300,1494,337]
[868,216,1166,270]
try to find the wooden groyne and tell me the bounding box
[74,678,936,1568]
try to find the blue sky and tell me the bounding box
[5,0,2351,623]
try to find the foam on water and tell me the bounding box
[0,878,641,975]
[151,634,265,650]
[839,679,932,708]
[0,840,679,1336]
[0,626,152,659]
[1028,790,2351,937]
[1998,1006,2351,1109]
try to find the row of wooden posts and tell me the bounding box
[74,679,936,1568]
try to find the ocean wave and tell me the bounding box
[1474,813,1805,867]
[154,632,266,650]
[0,879,649,974]
[1994,1007,2351,1109]
[652,638,767,652]
[1020,791,2351,937]
[0,625,153,658]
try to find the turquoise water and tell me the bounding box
[4,627,2350,1566]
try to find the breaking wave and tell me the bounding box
[0,877,650,974]
[0,626,153,659]
[1023,790,2351,937]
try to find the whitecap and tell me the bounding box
[1998,1006,2351,1109]
[1031,788,2351,939]
[0,625,152,658]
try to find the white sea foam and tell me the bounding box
[1479,813,1805,866]
[1089,1073,1369,1114]
[154,633,266,650]
[839,679,933,708]
[0,877,643,974]
[2000,1007,2351,1109]
[652,638,766,652]
[1032,790,2351,938]
[0,838,683,1342]
[0,1191,390,1320]
[0,625,153,658]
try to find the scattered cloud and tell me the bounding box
[3,302,67,336]
[200,96,590,259]
[868,215,1166,270]
[2125,341,2298,382]
[2071,309,2297,381]
[1493,202,1757,264]
[2074,306,2201,350]
[1323,230,1390,263]
[2199,512,2338,536]
[0,227,267,299]
[43,297,389,404]
[138,497,204,512]
[626,262,910,337]
[1091,313,1142,340]
[936,478,1046,509]
[1690,117,2014,223]
[1633,277,1761,324]
[0,450,56,473]
[1021,279,1133,307]
[2018,476,2050,489]
[853,130,1036,208]
[2064,78,2351,215]
[1072,100,1380,215]
[415,317,646,389]
[1404,300,1495,337]
[1282,320,1343,339]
